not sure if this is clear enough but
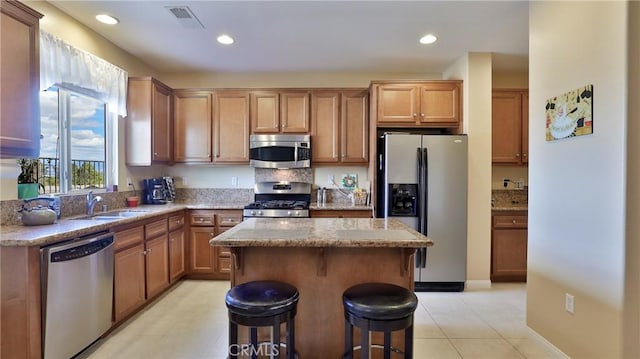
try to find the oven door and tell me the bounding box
[242,209,310,219]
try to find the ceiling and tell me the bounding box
[48,1,529,75]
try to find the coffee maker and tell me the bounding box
[143,178,167,204]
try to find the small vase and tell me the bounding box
[18,183,39,199]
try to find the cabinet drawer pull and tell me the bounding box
[512,219,517,224]
[142,250,147,255]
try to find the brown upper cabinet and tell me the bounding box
[173,90,213,163]
[214,91,250,163]
[371,81,462,130]
[251,90,310,133]
[0,1,42,158]
[126,77,173,165]
[492,89,529,165]
[311,90,368,164]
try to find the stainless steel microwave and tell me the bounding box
[249,134,311,169]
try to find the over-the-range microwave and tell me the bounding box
[249,134,311,169]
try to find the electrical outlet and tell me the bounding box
[565,293,575,314]
[231,176,238,187]
[328,175,334,184]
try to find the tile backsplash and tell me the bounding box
[492,189,528,207]
[1,191,134,226]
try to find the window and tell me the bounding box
[39,86,113,194]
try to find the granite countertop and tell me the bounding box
[309,202,373,211]
[0,202,246,247]
[211,218,432,248]
[1,201,372,247]
[492,205,528,211]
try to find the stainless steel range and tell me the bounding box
[243,181,311,218]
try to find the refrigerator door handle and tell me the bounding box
[422,247,427,268]
[422,148,429,235]
[417,147,425,234]
[415,247,421,268]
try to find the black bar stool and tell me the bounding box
[225,280,299,359]
[342,282,418,359]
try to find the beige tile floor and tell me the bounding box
[81,280,562,359]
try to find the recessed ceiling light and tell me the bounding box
[217,34,234,45]
[96,14,119,25]
[419,34,437,45]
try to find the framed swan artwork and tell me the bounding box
[545,84,593,141]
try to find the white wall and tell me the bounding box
[624,2,640,357]
[161,72,441,89]
[528,2,629,357]
[444,53,493,282]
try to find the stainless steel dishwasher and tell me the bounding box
[41,231,115,359]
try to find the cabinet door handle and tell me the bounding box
[516,153,521,157]
[512,219,517,224]
[523,153,528,158]
[142,250,147,255]
[413,113,417,117]
[420,113,425,118]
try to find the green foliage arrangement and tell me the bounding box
[17,158,40,184]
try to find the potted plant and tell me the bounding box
[17,158,42,199]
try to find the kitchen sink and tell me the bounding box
[72,210,150,220]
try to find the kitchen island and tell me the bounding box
[211,217,432,358]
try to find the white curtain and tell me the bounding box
[39,31,128,117]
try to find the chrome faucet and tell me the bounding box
[86,191,103,216]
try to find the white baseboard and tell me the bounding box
[527,327,571,358]
[465,280,492,289]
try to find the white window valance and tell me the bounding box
[40,31,128,117]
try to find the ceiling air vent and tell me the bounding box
[165,6,204,29]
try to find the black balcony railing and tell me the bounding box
[37,157,106,194]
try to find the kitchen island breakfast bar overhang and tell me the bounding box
[210,217,433,358]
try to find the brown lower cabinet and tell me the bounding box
[168,212,186,283]
[113,227,146,323]
[310,209,373,218]
[491,211,528,282]
[188,209,242,279]
[113,215,173,323]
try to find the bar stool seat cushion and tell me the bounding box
[343,282,418,321]
[226,280,299,317]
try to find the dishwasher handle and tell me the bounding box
[48,232,114,263]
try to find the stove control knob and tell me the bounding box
[287,211,292,216]
[250,210,256,216]
[257,211,263,216]
[295,211,300,217]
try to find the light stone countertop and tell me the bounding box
[492,205,528,211]
[211,217,433,248]
[0,202,374,247]
[309,202,373,211]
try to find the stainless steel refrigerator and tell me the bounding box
[376,132,468,291]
